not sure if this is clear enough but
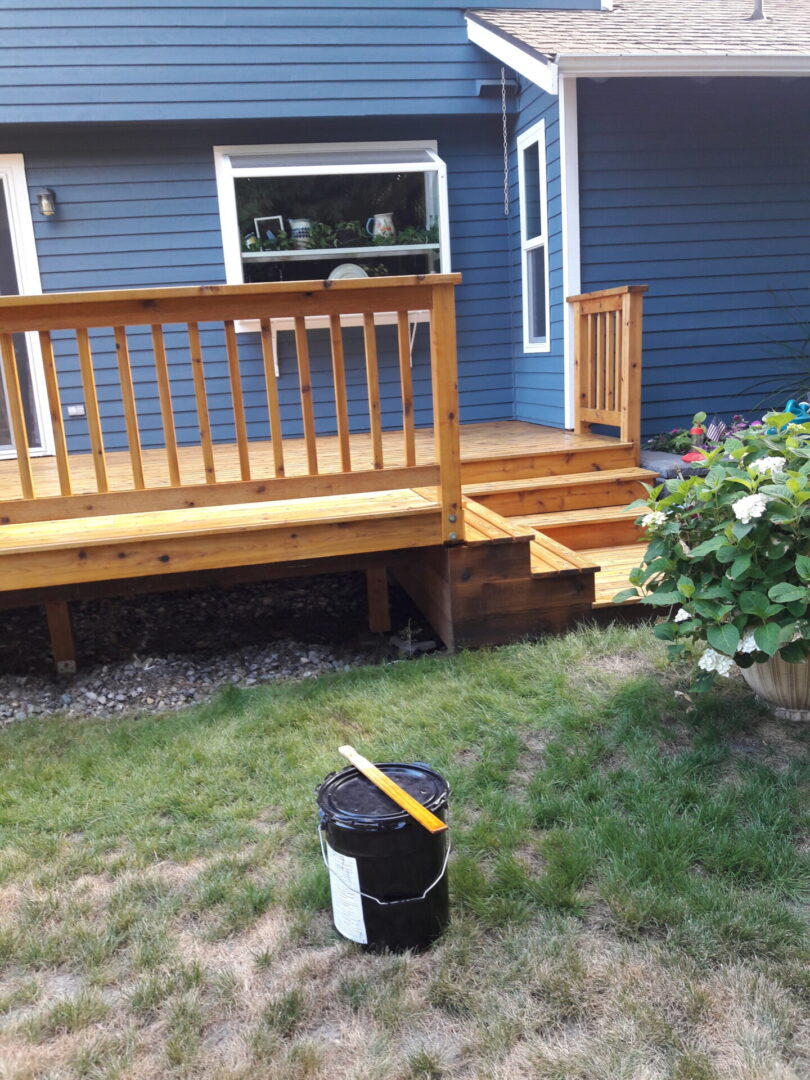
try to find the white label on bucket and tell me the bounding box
[326,843,367,945]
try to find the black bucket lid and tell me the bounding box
[317,762,449,830]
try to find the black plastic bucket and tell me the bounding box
[317,762,450,952]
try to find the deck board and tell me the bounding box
[0,421,627,503]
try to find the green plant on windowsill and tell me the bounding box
[616,411,810,691]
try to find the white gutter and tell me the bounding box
[559,53,810,78]
[465,15,559,95]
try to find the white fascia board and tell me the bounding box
[559,54,810,79]
[466,16,559,95]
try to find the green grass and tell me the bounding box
[0,624,807,1079]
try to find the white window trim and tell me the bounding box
[0,154,52,459]
[213,140,452,337]
[517,120,551,355]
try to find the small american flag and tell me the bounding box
[706,415,727,442]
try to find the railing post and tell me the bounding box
[571,298,588,435]
[620,288,644,458]
[429,282,464,543]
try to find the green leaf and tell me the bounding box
[779,640,809,664]
[612,588,639,604]
[739,591,773,618]
[715,545,739,564]
[796,554,810,580]
[689,535,727,558]
[732,521,755,541]
[768,583,808,604]
[677,575,695,598]
[706,623,741,656]
[753,623,780,656]
[643,590,683,607]
[653,622,677,641]
[728,553,752,579]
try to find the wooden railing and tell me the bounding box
[567,285,648,452]
[0,274,464,542]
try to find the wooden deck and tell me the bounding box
[0,277,651,671]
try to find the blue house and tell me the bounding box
[0,0,808,667]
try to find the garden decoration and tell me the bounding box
[768,399,810,432]
[616,410,810,717]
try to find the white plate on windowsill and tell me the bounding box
[327,263,368,280]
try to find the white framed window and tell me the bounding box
[0,154,51,458]
[213,141,451,333]
[517,120,550,353]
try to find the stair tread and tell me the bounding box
[530,531,601,578]
[464,467,656,498]
[579,542,648,608]
[511,504,643,529]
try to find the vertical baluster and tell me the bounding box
[605,311,616,412]
[363,313,383,470]
[294,316,318,475]
[614,310,624,411]
[396,311,416,467]
[0,332,35,499]
[113,326,145,490]
[259,319,285,477]
[38,330,72,496]
[76,328,108,493]
[328,315,351,472]
[224,320,251,481]
[595,311,605,411]
[187,322,216,484]
[150,324,181,487]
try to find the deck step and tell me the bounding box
[579,542,649,608]
[529,531,601,579]
[464,467,657,517]
[460,440,638,485]
[510,504,645,550]
[462,497,534,546]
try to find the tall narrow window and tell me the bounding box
[517,121,550,352]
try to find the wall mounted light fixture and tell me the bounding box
[36,188,57,216]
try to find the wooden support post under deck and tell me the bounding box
[45,600,77,675]
[365,566,391,633]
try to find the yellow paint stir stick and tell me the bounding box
[338,745,448,835]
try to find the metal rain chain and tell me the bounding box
[501,66,510,217]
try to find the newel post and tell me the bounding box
[429,282,465,543]
[620,287,646,456]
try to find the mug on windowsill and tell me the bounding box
[366,213,396,241]
[288,218,312,249]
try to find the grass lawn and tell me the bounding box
[0,623,808,1080]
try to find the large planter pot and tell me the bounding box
[740,653,810,721]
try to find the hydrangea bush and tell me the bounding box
[618,413,810,690]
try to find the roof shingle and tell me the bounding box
[469,1,810,59]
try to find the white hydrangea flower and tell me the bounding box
[749,456,786,476]
[732,493,768,525]
[674,608,691,622]
[641,509,666,528]
[697,647,735,677]
[737,631,759,654]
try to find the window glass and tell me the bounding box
[527,247,547,343]
[522,145,542,240]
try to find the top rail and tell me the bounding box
[0,275,460,334]
[0,275,464,544]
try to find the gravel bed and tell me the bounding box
[0,573,438,726]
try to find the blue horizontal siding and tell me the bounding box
[2,115,518,453]
[578,78,810,435]
[511,80,566,430]
[0,0,599,124]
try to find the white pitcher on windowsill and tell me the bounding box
[366,213,396,241]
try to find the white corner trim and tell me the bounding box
[558,78,581,431]
[466,16,559,96]
[601,0,614,10]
